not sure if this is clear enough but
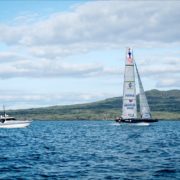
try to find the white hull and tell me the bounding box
[0,120,32,128]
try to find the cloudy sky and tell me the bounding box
[0,0,179,109]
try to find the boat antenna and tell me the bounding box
[3,105,6,117]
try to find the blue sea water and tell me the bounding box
[0,120,180,180]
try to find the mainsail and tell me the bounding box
[122,48,137,119]
[135,62,151,119]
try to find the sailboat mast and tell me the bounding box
[122,48,137,119]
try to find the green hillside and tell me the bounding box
[4,89,180,120]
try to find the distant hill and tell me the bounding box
[5,89,180,120]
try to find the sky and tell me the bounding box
[0,0,179,109]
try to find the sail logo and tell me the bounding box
[128,114,134,117]
[127,48,133,64]
[127,107,134,110]
[124,103,135,107]
[125,94,134,97]
[128,82,133,89]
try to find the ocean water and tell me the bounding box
[0,120,179,180]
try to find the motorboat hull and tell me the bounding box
[0,120,32,128]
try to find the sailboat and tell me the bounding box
[0,105,32,128]
[115,48,158,124]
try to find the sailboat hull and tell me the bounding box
[115,118,158,123]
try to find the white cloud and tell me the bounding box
[0,57,122,79]
[156,77,180,88]
[0,1,180,53]
[0,51,19,63]
[0,1,179,90]
[0,90,117,109]
[141,65,180,76]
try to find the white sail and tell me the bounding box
[135,62,151,119]
[122,48,137,119]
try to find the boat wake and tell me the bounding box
[111,123,121,126]
[135,122,150,126]
[112,122,150,126]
